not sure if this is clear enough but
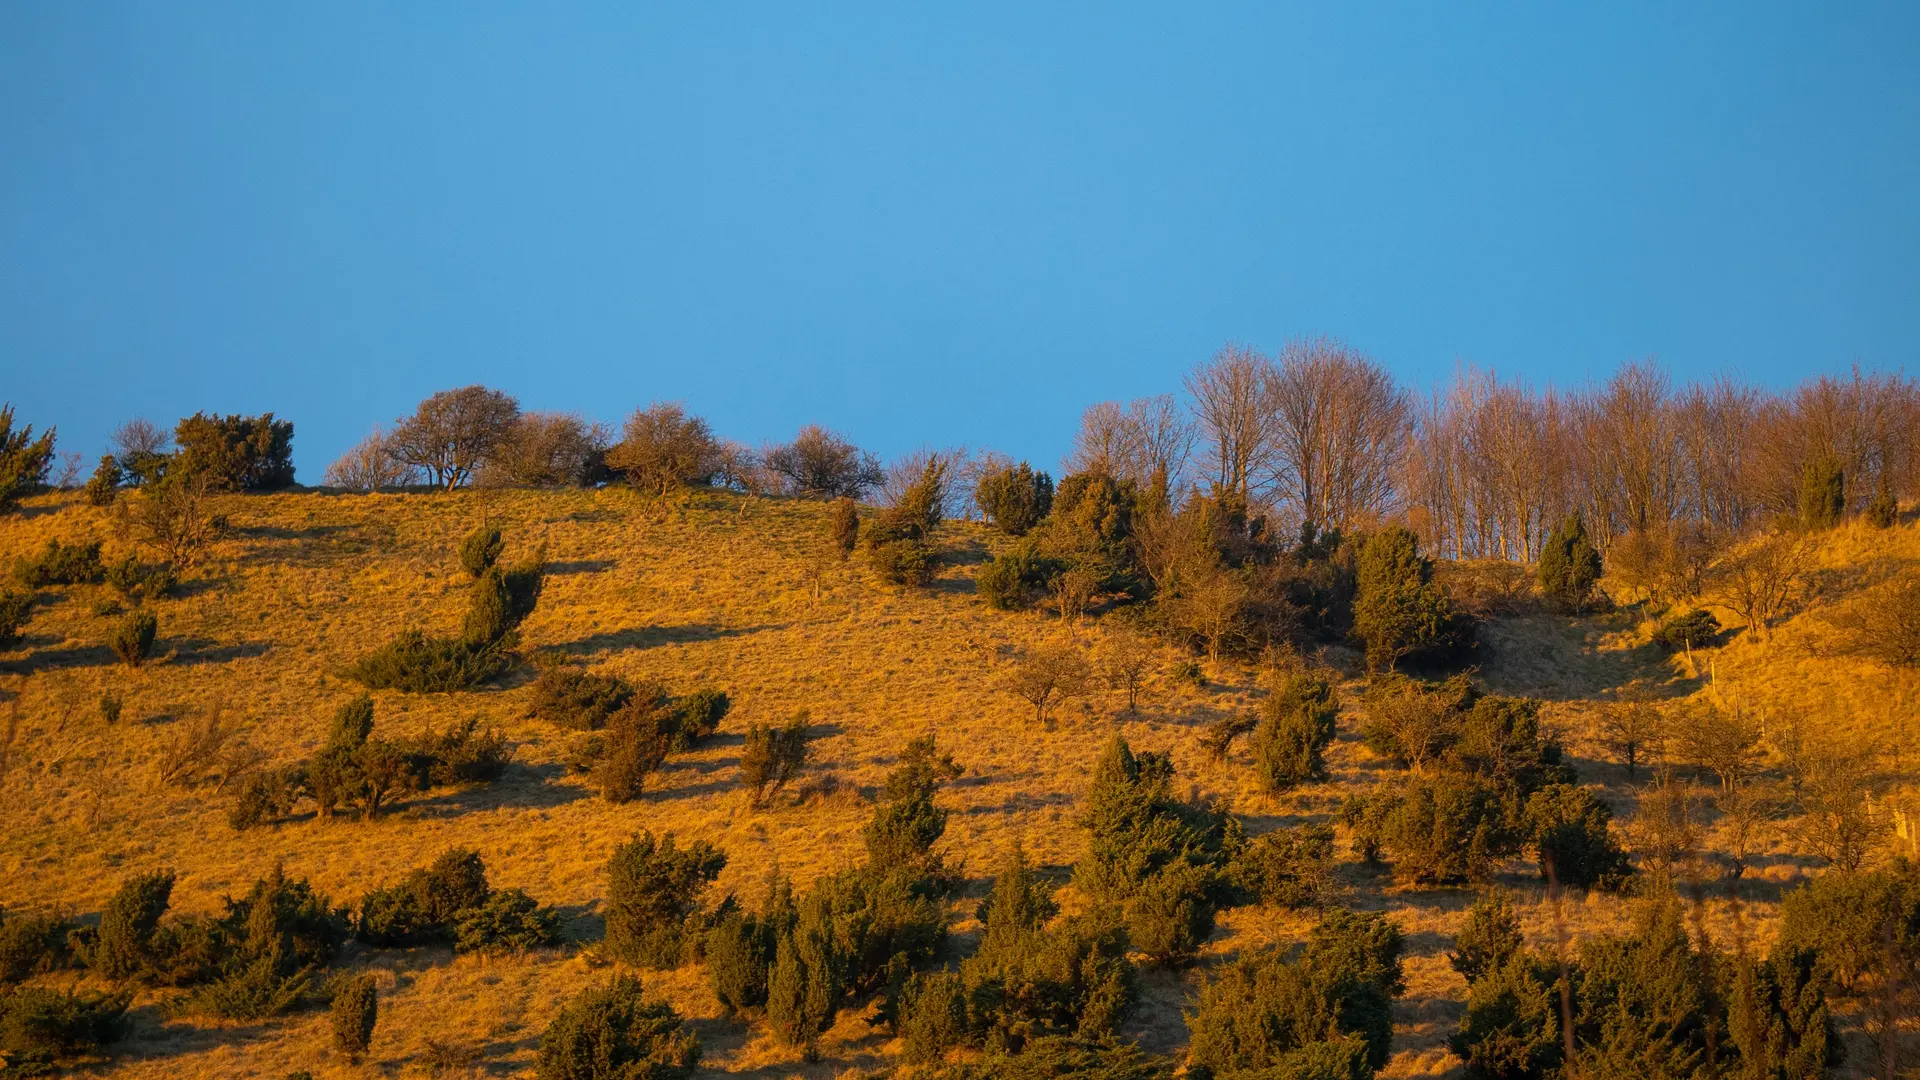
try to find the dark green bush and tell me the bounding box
[765,916,840,1050]
[459,526,504,577]
[1353,526,1469,671]
[1774,863,1920,990]
[1652,609,1720,654]
[976,461,1055,537]
[1249,668,1339,792]
[1185,909,1404,1078]
[455,889,562,954]
[82,870,176,980]
[104,555,178,603]
[1537,514,1602,611]
[1798,456,1845,530]
[536,974,700,1080]
[596,701,673,804]
[0,907,70,984]
[1726,947,1841,1080]
[868,538,937,587]
[13,539,104,587]
[705,905,779,1015]
[1522,784,1632,891]
[1230,824,1336,909]
[1448,951,1562,1080]
[668,688,729,751]
[171,411,295,491]
[863,736,962,878]
[528,662,635,730]
[226,766,303,830]
[0,590,31,650]
[0,405,57,514]
[1564,897,1723,1080]
[357,849,492,947]
[977,543,1065,611]
[741,715,811,807]
[0,986,132,1063]
[108,610,158,667]
[461,558,545,647]
[1345,773,1517,886]
[331,973,378,1058]
[346,628,512,692]
[85,454,122,506]
[1076,736,1241,967]
[1449,891,1524,985]
[604,832,727,969]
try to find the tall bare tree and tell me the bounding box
[1263,338,1410,531]
[1185,344,1271,500]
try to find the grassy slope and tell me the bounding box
[1,488,1913,1078]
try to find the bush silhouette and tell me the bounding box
[172,412,295,491]
[976,460,1054,536]
[741,715,810,807]
[1537,514,1602,611]
[0,591,31,650]
[1799,456,1845,530]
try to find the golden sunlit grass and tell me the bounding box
[1,487,1913,1077]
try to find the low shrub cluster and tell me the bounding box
[104,555,179,603]
[1185,908,1406,1078]
[739,714,811,807]
[706,738,964,1054]
[1247,664,1339,792]
[229,695,510,828]
[1349,683,1629,889]
[348,535,545,692]
[536,974,701,1080]
[12,539,105,588]
[358,848,562,954]
[0,590,31,650]
[0,985,132,1069]
[863,455,949,587]
[540,663,731,803]
[68,866,349,1020]
[1448,890,1842,1080]
[108,610,159,667]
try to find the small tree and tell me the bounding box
[536,975,701,1080]
[1537,514,1602,611]
[0,404,56,514]
[1711,534,1809,642]
[331,973,377,1059]
[1628,773,1704,881]
[975,460,1054,536]
[1652,609,1720,665]
[1677,702,1763,793]
[325,426,417,490]
[1002,644,1090,726]
[1798,456,1845,530]
[482,411,610,487]
[85,454,123,506]
[1864,484,1898,528]
[1353,526,1461,671]
[1096,632,1155,714]
[1830,572,1920,667]
[826,497,859,558]
[604,831,727,969]
[113,473,225,568]
[1523,783,1632,891]
[388,386,522,490]
[1598,694,1666,780]
[109,611,158,668]
[740,715,810,807]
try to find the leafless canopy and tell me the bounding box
[387,385,522,490]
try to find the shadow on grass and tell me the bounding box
[546,559,616,575]
[554,622,784,655]
[169,638,272,665]
[6,642,117,673]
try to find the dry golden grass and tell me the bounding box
[1,488,1914,1077]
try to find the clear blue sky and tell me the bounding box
[4,4,1917,479]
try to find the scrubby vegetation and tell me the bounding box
[1,357,1918,1076]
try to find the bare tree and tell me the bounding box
[762,425,883,498]
[1263,338,1410,531]
[1064,396,1193,494]
[1001,644,1091,726]
[1678,701,1764,793]
[388,386,522,490]
[1096,632,1155,713]
[325,426,418,490]
[605,403,719,497]
[113,473,225,567]
[1790,740,1884,872]
[1630,772,1706,880]
[1598,692,1667,780]
[483,412,611,487]
[1710,534,1810,641]
[1186,344,1271,501]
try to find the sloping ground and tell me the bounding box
[0,489,1913,1078]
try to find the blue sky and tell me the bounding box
[4,3,1917,479]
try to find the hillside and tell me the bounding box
[1,486,1915,1079]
